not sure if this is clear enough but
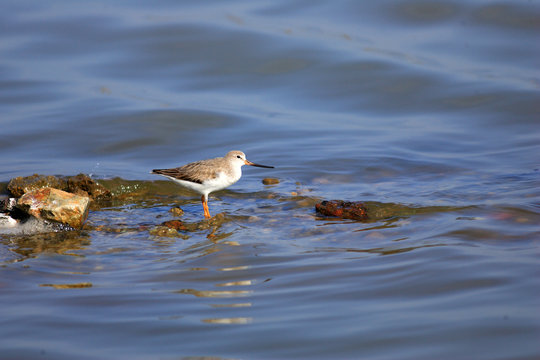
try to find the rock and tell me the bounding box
[7,174,66,198]
[17,188,90,228]
[161,220,186,231]
[7,173,111,201]
[315,200,369,221]
[169,207,184,216]
[262,177,280,185]
[149,226,183,238]
[66,174,111,200]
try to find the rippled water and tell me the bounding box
[1,0,539,359]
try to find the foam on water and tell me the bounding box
[0,216,70,235]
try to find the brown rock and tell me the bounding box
[169,207,184,216]
[262,178,280,185]
[161,220,186,231]
[7,173,110,201]
[315,200,369,221]
[66,174,111,200]
[7,174,66,197]
[17,188,90,228]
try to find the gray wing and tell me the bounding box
[152,159,221,184]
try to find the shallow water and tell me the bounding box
[1,0,539,359]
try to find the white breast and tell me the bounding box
[204,169,241,193]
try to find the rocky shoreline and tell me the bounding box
[1,174,111,231]
[0,174,288,235]
[1,173,465,238]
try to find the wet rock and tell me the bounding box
[149,226,184,238]
[66,174,112,200]
[161,220,186,231]
[262,177,280,185]
[7,174,66,198]
[315,200,369,221]
[169,207,184,216]
[17,187,90,228]
[7,173,111,201]
[200,212,226,228]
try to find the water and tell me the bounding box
[1,0,539,359]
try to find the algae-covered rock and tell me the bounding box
[8,174,66,198]
[161,220,186,231]
[149,226,183,238]
[169,207,184,216]
[7,173,111,201]
[17,187,90,228]
[66,174,112,200]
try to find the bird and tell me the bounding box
[152,150,274,219]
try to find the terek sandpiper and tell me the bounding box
[152,150,274,218]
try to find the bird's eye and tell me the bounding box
[237,155,242,159]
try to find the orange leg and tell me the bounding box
[201,195,211,219]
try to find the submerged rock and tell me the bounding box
[161,220,186,231]
[262,177,280,185]
[149,226,185,238]
[169,207,184,216]
[17,187,90,228]
[315,200,369,221]
[40,282,93,289]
